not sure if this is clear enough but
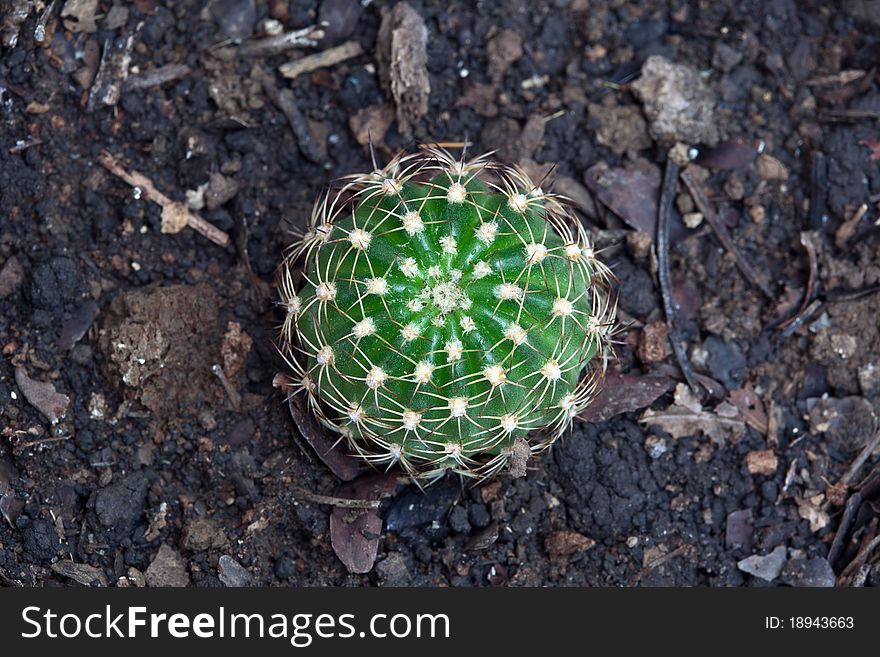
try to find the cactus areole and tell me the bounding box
[279,148,615,481]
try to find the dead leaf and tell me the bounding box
[348,103,395,150]
[584,162,689,241]
[578,371,675,423]
[286,394,360,481]
[14,366,70,424]
[728,388,768,434]
[640,396,745,445]
[1,0,32,48]
[330,473,398,574]
[52,560,108,586]
[545,531,596,559]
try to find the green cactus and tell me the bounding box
[278,148,615,481]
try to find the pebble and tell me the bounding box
[210,0,255,42]
[218,555,254,587]
[145,544,190,587]
[780,557,835,587]
[703,335,747,390]
[375,552,412,586]
[712,41,743,72]
[385,479,460,532]
[448,505,471,534]
[725,509,753,549]
[737,545,787,581]
[632,56,719,145]
[181,518,226,552]
[756,153,789,180]
[0,255,24,298]
[858,363,880,397]
[94,471,150,530]
[467,503,491,529]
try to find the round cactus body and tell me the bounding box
[279,148,614,481]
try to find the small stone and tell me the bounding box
[724,174,745,201]
[683,211,704,228]
[205,173,240,210]
[486,29,523,81]
[375,552,412,586]
[52,561,108,587]
[703,335,747,390]
[210,0,256,41]
[448,505,471,534]
[726,509,753,549]
[712,41,743,72]
[807,396,877,452]
[0,256,24,299]
[181,518,226,552]
[756,154,788,180]
[632,56,719,145]
[638,321,669,364]
[737,545,787,582]
[145,544,190,587]
[748,204,766,223]
[746,449,778,476]
[218,555,254,586]
[675,192,694,215]
[644,435,667,459]
[94,471,150,531]
[626,230,653,260]
[780,557,835,587]
[467,503,491,529]
[588,101,652,155]
[858,363,880,397]
[102,5,130,30]
[14,367,70,424]
[668,142,692,166]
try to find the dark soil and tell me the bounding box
[2,0,880,587]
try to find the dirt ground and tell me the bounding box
[2,0,880,587]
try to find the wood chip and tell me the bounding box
[376,2,430,136]
[14,366,69,424]
[745,449,778,475]
[279,40,363,79]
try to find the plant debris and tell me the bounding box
[279,40,364,80]
[98,151,231,247]
[14,366,69,425]
[641,384,745,444]
[376,1,430,136]
[329,473,398,574]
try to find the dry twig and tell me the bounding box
[97,151,231,247]
[279,40,364,79]
[680,169,774,298]
[657,159,700,396]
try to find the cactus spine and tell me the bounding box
[278,148,614,481]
